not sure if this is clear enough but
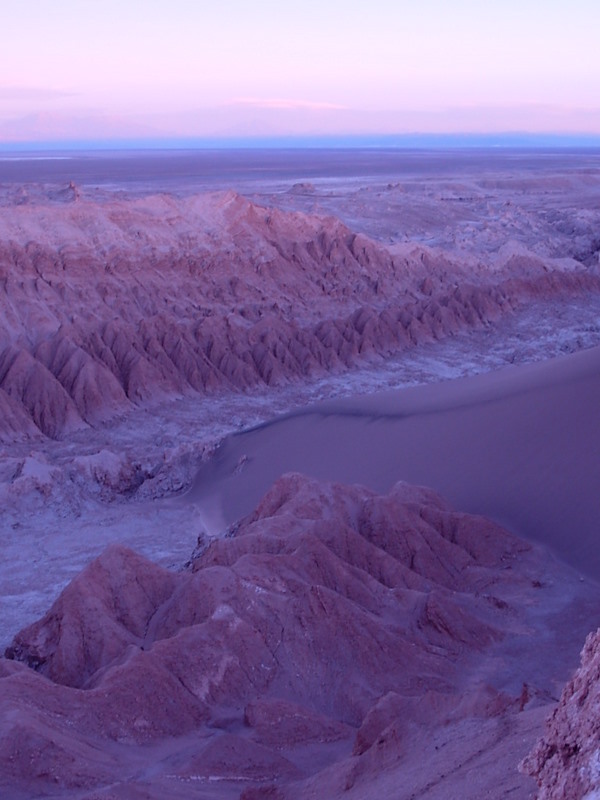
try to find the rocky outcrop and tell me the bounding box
[1,474,541,796]
[1,191,597,439]
[522,628,600,799]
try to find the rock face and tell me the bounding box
[0,473,550,798]
[0,190,597,440]
[522,629,600,799]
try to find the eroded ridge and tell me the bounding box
[1,473,592,798]
[1,190,597,440]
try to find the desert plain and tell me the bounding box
[0,147,599,799]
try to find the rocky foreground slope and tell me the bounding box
[523,629,600,799]
[1,188,597,440]
[1,473,599,799]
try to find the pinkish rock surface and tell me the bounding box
[0,190,598,440]
[522,629,600,799]
[2,473,599,799]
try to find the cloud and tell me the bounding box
[0,110,159,142]
[2,101,599,143]
[0,86,76,101]
[226,97,348,112]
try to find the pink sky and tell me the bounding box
[1,0,599,141]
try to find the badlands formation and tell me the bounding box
[0,149,600,798]
[3,184,596,442]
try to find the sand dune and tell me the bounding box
[191,344,600,577]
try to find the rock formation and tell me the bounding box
[0,190,596,440]
[522,628,600,799]
[1,473,596,798]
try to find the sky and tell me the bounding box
[1,0,599,142]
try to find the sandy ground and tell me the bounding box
[191,343,600,575]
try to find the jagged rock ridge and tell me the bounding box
[0,473,551,797]
[522,628,600,799]
[1,190,597,439]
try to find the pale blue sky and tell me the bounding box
[1,0,599,139]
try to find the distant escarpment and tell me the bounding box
[0,189,597,439]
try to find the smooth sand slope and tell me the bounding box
[191,344,600,578]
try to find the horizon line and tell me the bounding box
[2,132,600,153]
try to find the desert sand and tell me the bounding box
[191,343,600,577]
[0,148,599,798]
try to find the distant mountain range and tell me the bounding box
[1,103,600,150]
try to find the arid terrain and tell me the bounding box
[0,148,599,799]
